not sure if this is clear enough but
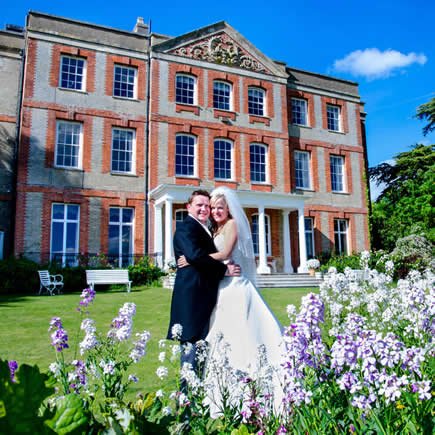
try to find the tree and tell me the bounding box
[369,144,435,250]
[416,96,435,136]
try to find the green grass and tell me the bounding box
[0,285,315,396]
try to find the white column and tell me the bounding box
[164,198,174,269]
[153,204,163,268]
[297,207,308,273]
[256,205,271,274]
[282,209,293,273]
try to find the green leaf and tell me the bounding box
[45,394,89,434]
[0,360,54,433]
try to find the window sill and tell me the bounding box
[291,123,311,129]
[327,129,345,135]
[249,115,270,126]
[176,103,200,115]
[331,190,349,195]
[295,187,314,192]
[57,87,88,94]
[110,172,138,177]
[54,166,84,172]
[112,96,140,102]
[213,109,237,121]
[250,183,273,192]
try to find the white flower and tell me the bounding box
[306,258,320,270]
[156,366,168,379]
[158,352,166,362]
[171,324,183,340]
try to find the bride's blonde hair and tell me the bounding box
[210,193,233,233]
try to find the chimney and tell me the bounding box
[133,17,149,35]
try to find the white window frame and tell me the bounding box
[175,134,197,177]
[330,155,345,192]
[304,217,315,259]
[327,104,341,132]
[108,207,134,267]
[292,98,308,126]
[334,218,349,255]
[111,127,136,174]
[55,120,83,169]
[59,55,87,91]
[213,80,232,111]
[252,213,271,256]
[214,138,234,180]
[295,150,311,189]
[248,87,265,116]
[175,73,196,105]
[250,143,268,183]
[113,64,137,99]
[50,203,80,267]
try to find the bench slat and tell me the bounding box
[86,269,131,292]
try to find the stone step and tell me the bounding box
[162,273,323,289]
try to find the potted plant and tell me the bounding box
[306,258,320,276]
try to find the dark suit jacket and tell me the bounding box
[167,215,227,342]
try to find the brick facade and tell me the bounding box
[1,12,370,269]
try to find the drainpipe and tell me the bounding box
[144,20,152,255]
[10,19,27,257]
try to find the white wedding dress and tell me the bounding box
[204,233,284,415]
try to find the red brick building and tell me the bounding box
[0,12,370,272]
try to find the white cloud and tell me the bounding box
[333,48,427,79]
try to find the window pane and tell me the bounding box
[110,208,120,223]
[214,139,232,179]
[175,135,195,176]
[122,208,134,223]
[51,222,64,252]
[67,204,79,220]
[251,214,271,255]
[292,98,307,125]
[66,222,78,251]
[330,155,344,191]
[52,204,64,220]
[113,65,136,98]
[213,81,231,110]
[250,144,266,182]
[112,129,134,173]
[327,105,340,131]
[304,217,315,259]
[108,225,119,255]
[60,56,85,90]
[175,75,195,105]
[248,88,265,116]
[295,151,310,189]
[56,122,81,168]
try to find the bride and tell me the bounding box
[179,186,284,415]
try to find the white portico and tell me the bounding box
[149,185,309,274]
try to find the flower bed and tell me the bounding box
[1,254,433,434]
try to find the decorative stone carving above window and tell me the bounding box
[170,33,270,74]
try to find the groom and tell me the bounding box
[167,189,240,374]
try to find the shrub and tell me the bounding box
[46,264,87,292]
[0,256,39,294]
[128,256,165,286]
[319,253,361,273]
[391,234,434,278]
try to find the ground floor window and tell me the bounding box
[304,217,315,259]
[334,218,348,255]
[51,203,80,266]
[175,210,188,229]
[109,207,134,267]
[252,214,271,256]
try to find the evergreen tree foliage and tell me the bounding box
[369,144,435,250]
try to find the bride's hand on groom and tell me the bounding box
[226,263,241,276]
[177,255,189,268]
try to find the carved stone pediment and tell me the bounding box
[169,32,270,74]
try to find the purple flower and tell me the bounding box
[49,317,69,352]
[107,302,136,341]
[77,287,96,312]
[8,360,18,383]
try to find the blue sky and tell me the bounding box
[4,0,434,173]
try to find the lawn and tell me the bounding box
[0,285,315,396]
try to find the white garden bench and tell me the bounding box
[86,269,132,292]
[38,270,64,296]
